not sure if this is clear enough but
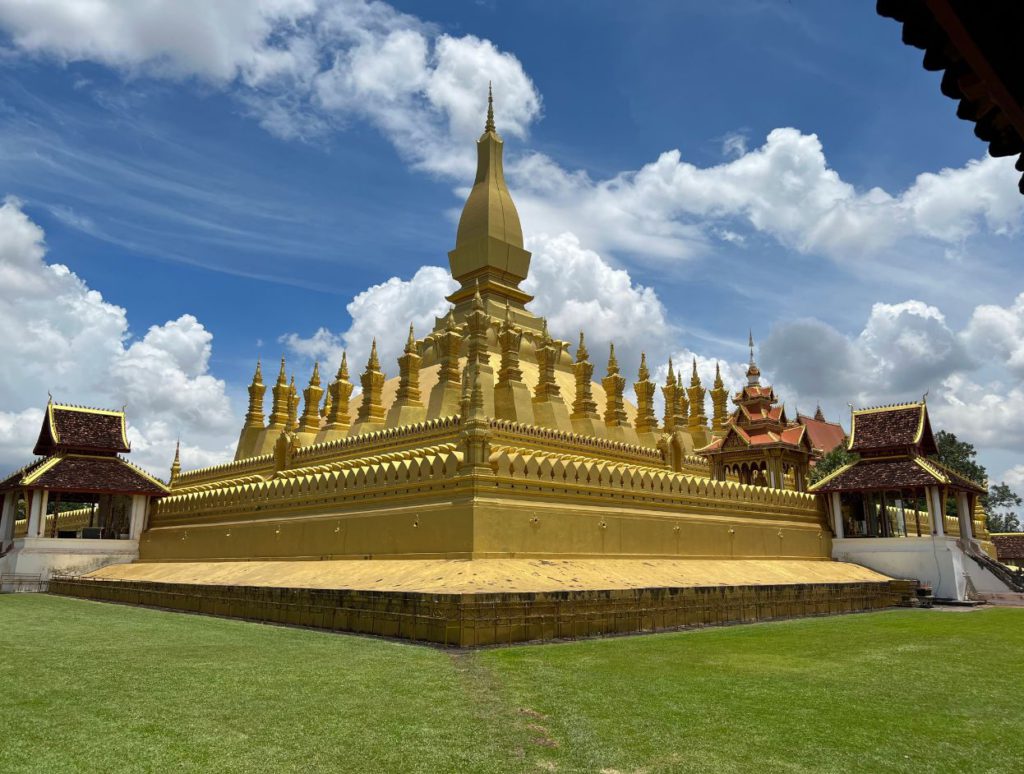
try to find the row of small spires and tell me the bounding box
[237,318,754,439]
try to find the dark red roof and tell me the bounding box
[811,455,985,494]
[33,405,131,456]
[798,414,847,455]
[16,455,166,496]
[848,404,936,455]
[992,534,1024,561]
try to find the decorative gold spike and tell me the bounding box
[485,81,495,134]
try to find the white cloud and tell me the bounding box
[0,0,542,177]
[759,296,1024,455]
[2,1,1019,270]
[0,0,319,82]
[511,130,1023,264]
[1003,464,1024,489]
[523,232,676,359]
[0,197,235,476]
[962,292,1024,378]
[281,265,457,375]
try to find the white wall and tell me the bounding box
[834,537,966,600]
[2,537,138,583]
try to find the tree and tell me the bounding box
[986,482,1022,533]
[810,443,857,484]
[933,430,987,487]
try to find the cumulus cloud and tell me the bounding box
[511,130,1023,264]
[0,0,542,177]
[0,197,235,475]
[962,292,1024,378]
[2,1,1019,268]
[758,294,1024,456]
[281,265,457,375]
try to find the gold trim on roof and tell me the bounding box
[21,454,64,485]
[807,460,859,492]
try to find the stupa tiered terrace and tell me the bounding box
[60,91,909,644]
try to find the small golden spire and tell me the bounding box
[445,308,457,332]
[713,361,724,389]
[406,323,417,353]
[368,339,380,370]
[666,357,675,384]
[253,358,263,384]
[691,356,700,385]
[170,438,181,481]
[310,361,320,387]
[337,351,349,381]
[277,356,287,385]
[485,81,495,134]
[608,342,619,374]
[749,329,755,365]
[472,279,484,309]
[576,331,588,362]
[639,352,649,381]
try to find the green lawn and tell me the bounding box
[1,596,1021,773]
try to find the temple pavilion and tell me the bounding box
[0,401,167,584]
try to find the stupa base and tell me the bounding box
[49,559,915,646]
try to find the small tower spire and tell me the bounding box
[634,352,657,435]
[711,361,729,432]
[170,439,181,483]
[746,330,762,386]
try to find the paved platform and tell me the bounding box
[83,557,890,593]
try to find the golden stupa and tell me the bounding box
[69,89,908,645]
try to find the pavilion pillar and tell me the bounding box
[830,492,844,539]
[27,489,48,538]
[956,491,974,544]
[128,495,148,540]
[927,486,945,537]
[1,491,16,545]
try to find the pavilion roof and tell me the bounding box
[33,403,131,456]
[0,454,167,496]
[809,454,985,495]
[848,403,936,455]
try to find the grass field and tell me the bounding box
[1,595,1021,773]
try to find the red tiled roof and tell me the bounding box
[992,534,1024,561]
[848,404,936,455]
[33,405,130,456]
[798,414,847,455]
[13,454,166,496]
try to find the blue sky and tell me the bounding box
[0,1,1022,488]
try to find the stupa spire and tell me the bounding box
[447,85,532,309]
[485,81,495,134]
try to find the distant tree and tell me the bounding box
[932,430,987,486]
[986,482,1022,533]
[810,443,857,484]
